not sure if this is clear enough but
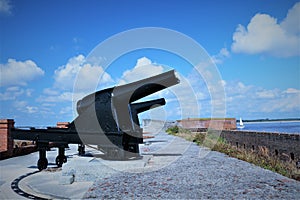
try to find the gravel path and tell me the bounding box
[84,134,300,199]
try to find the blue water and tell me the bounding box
[238,121,300,134]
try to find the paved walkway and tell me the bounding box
[1,132,299,199]
[0,145,92,199]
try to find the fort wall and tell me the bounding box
[0,119,38,159]
[178,118,237,130]
[173,118,299,162]
[220,130,300,162]
[0,119,14,158]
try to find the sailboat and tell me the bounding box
[237,117,245,129]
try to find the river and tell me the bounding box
[238,121,300,134]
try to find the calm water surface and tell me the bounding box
[238,121,300,134]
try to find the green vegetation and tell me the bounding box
[166,126,196,141]
[166,126,179,135]
[166,127,300,181]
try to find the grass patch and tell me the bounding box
[166,127,300,181]
[166,126,196,141]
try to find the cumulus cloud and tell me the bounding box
[284,88,300,94]
[225,81,300,118]
[0,86,23,100]
[0,59,44,87]
[12,100,38,114]
[151,72,202,120]
[13,100,27,109]
[255,88,281,99]
[25,106,38,114]
[212,48,230,64]
[116,57,203,119]
[281,2,300,36]
[43,88,59,96]
[37,91,89,103]
[231,2,300,57]
[118,57,165,85]
[54,54,113,92]
[0,0,12,15]
[37,92,73,103]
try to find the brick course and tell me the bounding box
[221,130,300,162]
[0,119,38,160]
[0,119,14,157]
[178,118,237,130]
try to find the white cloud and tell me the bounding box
[25,89,34,97]
[37,92,74,103]
[224,81,300,118]
[26,106,38,114]
[54,54,113,92]
[164,73,201,119]
[0,86,24,100]
[256,90,278,99]
[43,88,59,96]
[212,48,230,64]
[0,54,114,125]
[117,57,204,119]
[258,91,300,113]
[0,0,12,15]
[284,88,300,94]
[231,2,300,57]
[12,100,40,114]
[13,100,27,111]
[0,59,44,86]
[118,57,165,85]
[59,106,72,115]
[44,55,113,105]
[280,2,300,36]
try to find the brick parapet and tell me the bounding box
[178,118,237,130]
[57,122,70,128]
[220,130,300,162]
[0,119,14,155]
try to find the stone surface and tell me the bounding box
[59,175,74,185]
[221,130,300,161]
[84,132,300,199]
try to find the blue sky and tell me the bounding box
[0,0,299,126]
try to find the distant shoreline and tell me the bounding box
[242,121,300,125]
[237,118,300,123]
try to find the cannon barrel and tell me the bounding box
[76,70,179,114]
[130,98,166,127]
[112,70,179,103]
[130,98,166,115]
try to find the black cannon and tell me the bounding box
[11,70,179,170]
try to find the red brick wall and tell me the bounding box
[57,122,70,128]
[0,119,14,157]
[221,130,300,162]
[178,118,237,130]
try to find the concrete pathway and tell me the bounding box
[0,145,92,199]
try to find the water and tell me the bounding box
[238,121,300,134]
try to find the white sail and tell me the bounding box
[239,118,244,126]
[238,117,245,129]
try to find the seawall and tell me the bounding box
[220,130,300,162]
